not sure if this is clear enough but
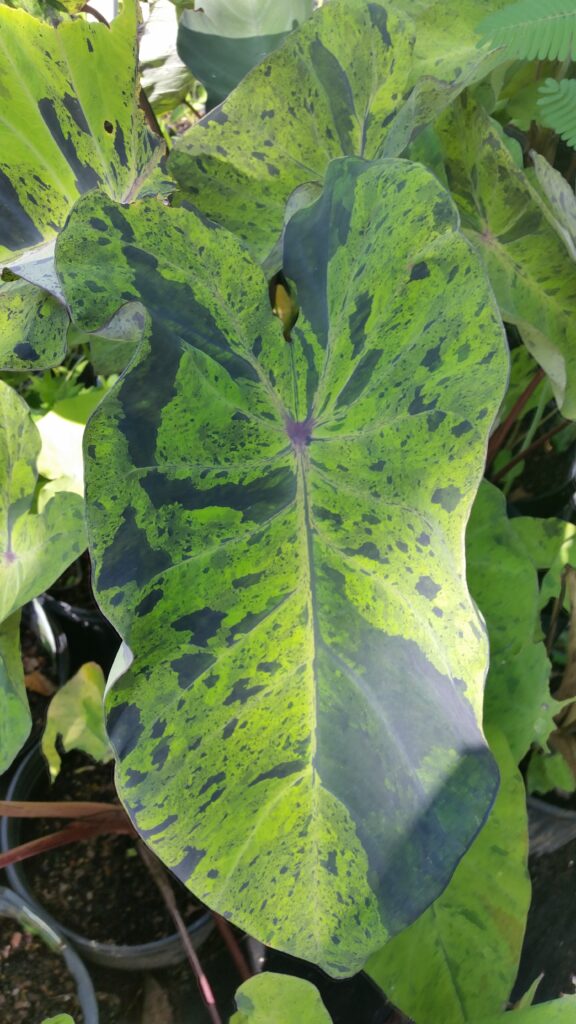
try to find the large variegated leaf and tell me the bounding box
[0,381,86,772]
[169,0,509,264]
[0,0,160,263]
[466,483,554,764]
[436,96,576,419]
[366,730,530,1024]
[57,157,507,975]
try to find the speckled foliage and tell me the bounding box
[0,0,160,263]
[0,381,86,772]
[169,0,511,267]
[56,157,508,975]
[436,95,576,420]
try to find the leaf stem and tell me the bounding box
[491,419,572,483]
[136,841,223,1024]
[487,368,545,466]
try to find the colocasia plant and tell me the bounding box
[3,0,576,1020]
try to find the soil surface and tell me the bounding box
[513,835,576,1003]
[0,915,83,1024]
[21,753,203,946]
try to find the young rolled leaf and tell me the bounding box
[436,96,576,419]
[231,973,332,1024]
[366,729,530,1024]
[57,157,507,976]
[169,0,511,265]
[0,381,86,772]
[0,0,160,263]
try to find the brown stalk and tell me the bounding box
[0,799,121,819]
[487,367,544,466]
[491,419,572,484]
[137,841,223,1024]
[0,815,135,869]
[211,912,253,982]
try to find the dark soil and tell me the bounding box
[0,915,83,1024]
[513,835,576,1003]
[21,619,59,746]
[21,753,204,946]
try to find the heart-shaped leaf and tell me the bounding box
[57,157,507,975]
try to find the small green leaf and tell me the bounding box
[40,1016,76,1024]
[436,96,576,418]
[538,79,576,152]
[466,482,555,762]
[476,0,576,63]
[0,611,29,776]
[231,973,332,1024]
[140,0,195,114]
[42,662,112,779]
[0,380,86,772]
[58,156,507,975]
[366,729,530,1024]
[527,750,574,794]
[476,995,576,1022]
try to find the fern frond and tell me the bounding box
[477,0,576,61]
[538,78,576,149]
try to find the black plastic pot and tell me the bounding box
[0,746,214,970]
[0,884,99,1023]
[527,794,576,855]
[40,592,120,677]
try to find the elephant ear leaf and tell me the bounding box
[0,0,161,264]
[57,157,507,977]
[0,382,86,772]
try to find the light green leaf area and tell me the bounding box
[36,380,116,493]
[527,750,574,795]
[529,151,576,261]
[0,611,29,777]
[177,0,313,105]
[58,157,506,975]
[0,0,161,263]
[231,973,332,1024]
[367,729,530,1024]
[466,483,554,763]
[140,0,195,114]
[183,0,313,37]
[42,662,112,779]
[170,0,415,262]
[511,516,576,610]
[0,277,68,371]
[170,0,512,263]
[0,380,86,772]
[476,995,576,1023]
[436,96,576,419]
[40,1016,76,1024]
